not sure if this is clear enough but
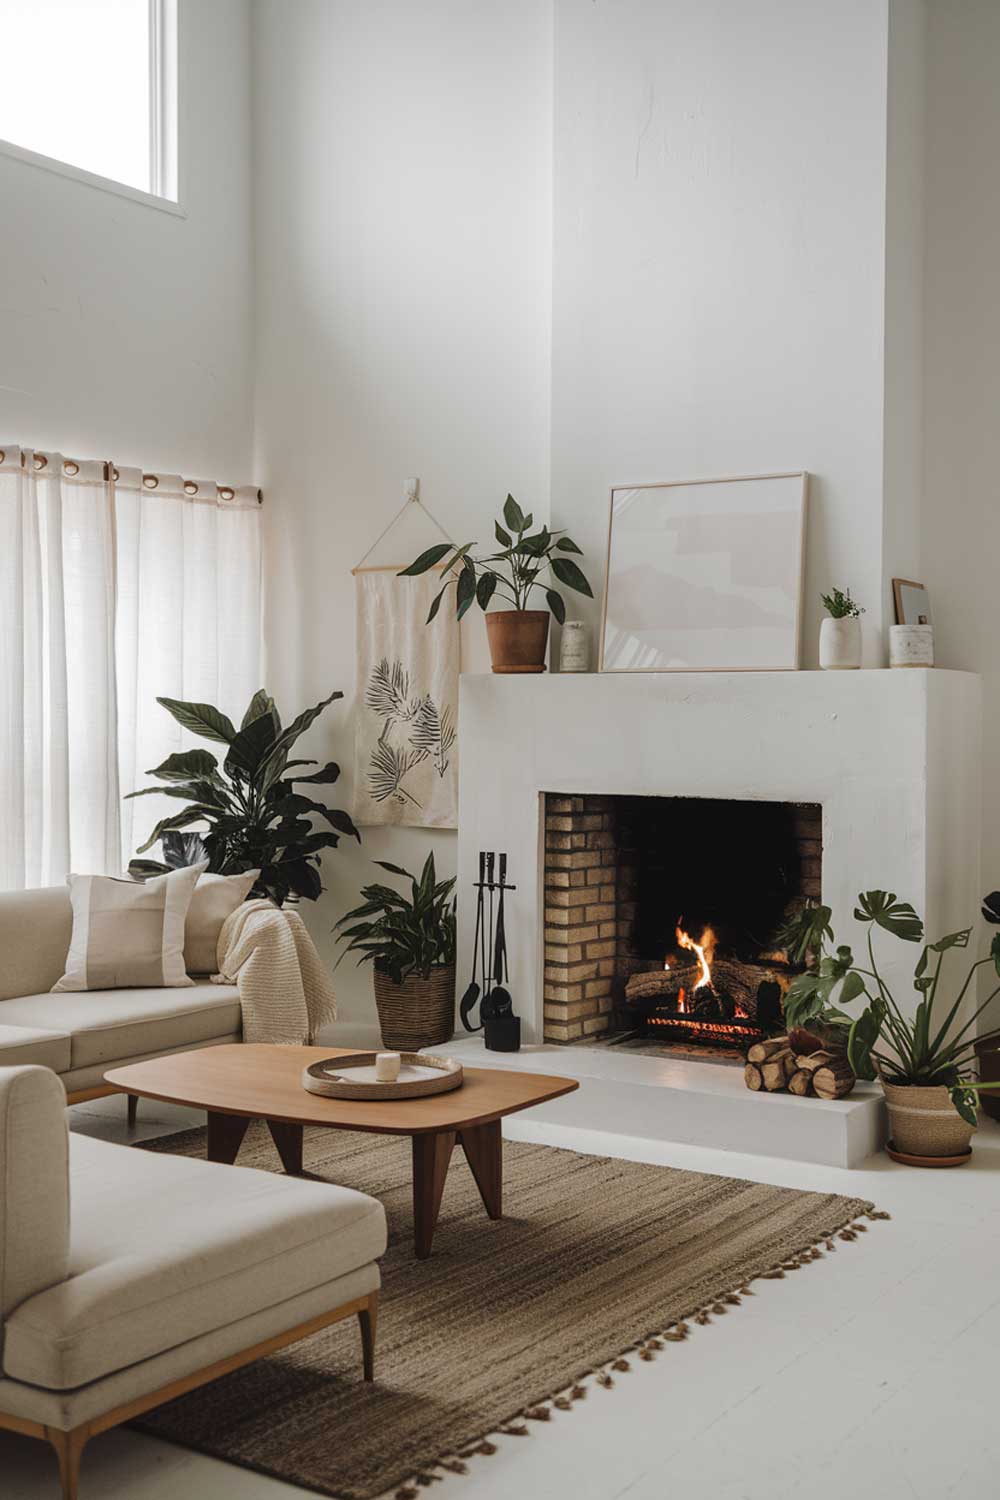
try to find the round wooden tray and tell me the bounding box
[302,1052,463,1101]
[886,1139,972,1168]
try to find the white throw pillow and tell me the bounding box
[184,869,260,973]
[52,863,208,993]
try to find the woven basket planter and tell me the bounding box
[373,964,456,1051]
[882,1080,975,1159]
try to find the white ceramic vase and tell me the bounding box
[889,624,934,668]
[819,615,861,670]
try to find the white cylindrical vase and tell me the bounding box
[819,615,861,670]
[559,619,590,673]
[890,624,934,668]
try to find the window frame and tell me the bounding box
[0,0,181,215]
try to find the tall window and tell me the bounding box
[0,0,177,201]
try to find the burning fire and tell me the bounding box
[676,923,716,991]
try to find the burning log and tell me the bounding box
[624,964,701,1003]
[624,958,787,1016]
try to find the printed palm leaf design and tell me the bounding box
[366,658,418,729]
[410,695,456,778]
[367,732,423,807]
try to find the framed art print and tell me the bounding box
[599,471,808,672]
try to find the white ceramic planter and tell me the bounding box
[819,615,861,670]
[889,624,934,668]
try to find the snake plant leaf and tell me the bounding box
[155,697,236,745]
[551,556,594,597]
[373,861,414,879]
[397,542,452,577]
[854,891,923,942]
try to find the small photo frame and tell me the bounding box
[892,578,932,628]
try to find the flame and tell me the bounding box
[676,923,716,991]
[677,986,687,1014]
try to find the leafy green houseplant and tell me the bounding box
[335,854,457,1049]
[782,889,1000,1158]
[818,587,864,670]
[126,690,359,905]
[400,494,592,674]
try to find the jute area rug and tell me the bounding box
[136,1124,883,1500]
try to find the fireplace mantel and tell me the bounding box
[457,670,982,1044]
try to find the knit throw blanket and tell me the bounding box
[211,898,337,1044]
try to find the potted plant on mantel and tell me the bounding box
[335,854,457,1050]
[781,890,1000,1165]
[818,586,864,670]
[399,495,593,674]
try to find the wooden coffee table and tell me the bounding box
[105,1044,579,1259]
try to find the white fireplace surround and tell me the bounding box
[458,670,982,1046]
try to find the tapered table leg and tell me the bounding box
[206,1110,251,1164]
[459,1119,503,1219]
[411,1130,456,1259]
[267,1119,305,1175]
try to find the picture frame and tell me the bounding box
[892,578,932,628]
[599,471,808,673]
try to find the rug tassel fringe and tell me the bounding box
[395,1205,886,1497]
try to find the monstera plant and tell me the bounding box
[781,890,1000,1161]
[126,690,359,905]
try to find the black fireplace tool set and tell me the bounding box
[460,852,520,1051]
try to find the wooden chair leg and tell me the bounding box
[45,1426,88,1500]
[358,1290,378,1381]
[127,1093,138,1129]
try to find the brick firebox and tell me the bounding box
[542,793,822,1044]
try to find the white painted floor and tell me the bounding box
[4,1093,1000,1500]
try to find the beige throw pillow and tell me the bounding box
[184,869,260,973]
[52,863,207,993]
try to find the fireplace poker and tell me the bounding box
[459,851,486,1030]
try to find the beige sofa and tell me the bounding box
[0,887,243,1106]
[0,1064,386,1499]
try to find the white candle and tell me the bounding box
[375,1051,401,1082]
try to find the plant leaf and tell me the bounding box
[982,892,1000,925]
[853,891,923,942]
[225,709,280,779]
[145,749,220,782]
[293,761,341,785]
[427,582,450,623]
[476,572,498,610]
[550,556,593,597]
[135,806,209,854]
[930,928,972,952]
[398,542,452,577]
[950,1084,979,1128]
[555,536,583,554]
[241,690,276,730]
[546,588,566,625]
[503,494,526,534]
[456,565,477,621]
[156,697,236,745]
[847,1003,883,1081]
[495,520,512,547]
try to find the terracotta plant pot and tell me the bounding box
[372,964,455,1051]
[485,610,550,674]
[882,1080,975,1163]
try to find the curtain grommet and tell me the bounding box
[63,461,80,476]
[184,481,198,496]
[33,454,47,470]
[142,474,159,489]
[219,486,235,502]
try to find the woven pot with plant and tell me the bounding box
[782,889,1000,1165]
[335,854,456,1050]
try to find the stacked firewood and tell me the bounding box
[743,1031,855,1099]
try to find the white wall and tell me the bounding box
[252,0,554,1037]
[922,0,1000,1026]
[0,0,254,478]
[549,0,894,667]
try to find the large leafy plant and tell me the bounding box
[335,854,456,984]
[126,690,360,905]
[400,494,592,625]
[782,890,1000,1124]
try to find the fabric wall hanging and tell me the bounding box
[352,484,459,828]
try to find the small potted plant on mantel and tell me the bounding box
[400,495,593,674]
[782,890,1000,1165]
[334,854,457,1050]
[819,587,864,670]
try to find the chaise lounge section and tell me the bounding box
[0,1065,387,1499]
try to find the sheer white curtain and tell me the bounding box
[115,470,262,865]
[0,448,262,889]
[0,449,119,887]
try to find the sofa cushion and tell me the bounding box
[0,1023,72,1074]
[184,870,260,973]
[0,887,73,1002]
[53,865,207,992]
[3,1133,387,1390]
[0,985,241,1070]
